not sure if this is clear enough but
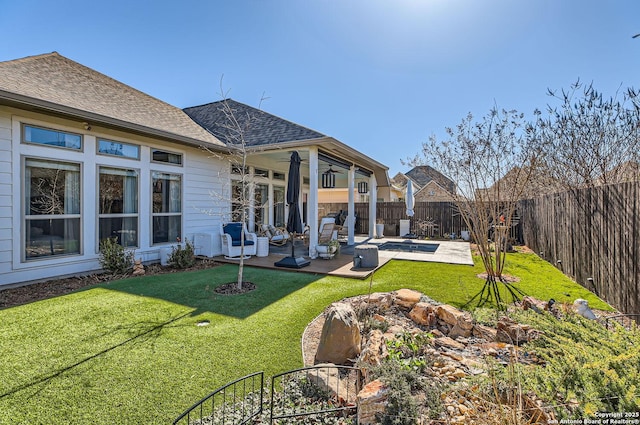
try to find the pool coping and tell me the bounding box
[354,237,474,266]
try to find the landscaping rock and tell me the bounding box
[394,289,422,309]
[434,336,466,351]
[472,324,498,341]
[449,314,475,339]
[496,317,540,345]
[357,379,388,425]
[359,329,384,368]
[436,304,467,326]
[315,303,362,365]
[306,364,353,404]
[132,259,145,276]
[408,302,437,326]
[573,298,597,320]
[365,292,393,310]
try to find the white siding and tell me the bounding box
[0,108,230,287]
[183,147,228,256]
[0,111,12,281]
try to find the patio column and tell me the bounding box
[248,169,255,232]
[347,165,355,245]
[308,147,319,258]
[368,174,377,238]
[268,183,274,226]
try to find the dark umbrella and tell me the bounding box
[286,151,303,234]
[275,151,310,268]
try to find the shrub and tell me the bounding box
[98,237,134,275]
[485,309,640,419]
[371,360,443,424]
[168,240,195,269]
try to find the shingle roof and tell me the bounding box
[406,165,455,193]
[0,52,223,147]
[183,99,326,147]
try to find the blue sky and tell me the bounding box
[1,0,639,177]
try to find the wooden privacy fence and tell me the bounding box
[318,201,466,237]
[519,181,640,316]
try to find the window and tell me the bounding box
[254,168,269,178]
[99,167,139,248]
[152,172,181,244]
[231,180,249,223]
[23,125,82,150]
[98,139,140,159]
[231,165,249,175]
[273,172,285,181]
[152,149,182,165]
[24,158,81,260]
[273,185,285,227]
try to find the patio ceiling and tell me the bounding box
[246,137,390,188]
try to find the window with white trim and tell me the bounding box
[99,167,139,248]
[23,125,82,150]
[24,158,81,260]
[98,139,140,159]
[151,172,182,244]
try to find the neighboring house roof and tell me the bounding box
[405,165,455,193]
[184,99,325,147]
[414,179,452,198]
[0,52,224,149]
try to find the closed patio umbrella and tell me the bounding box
[404,180,417,238]
[405,180,415,217]
[275,151,310,268]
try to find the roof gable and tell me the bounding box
[0,52,223,147]
[406,165,455,193]
[183,99,325,147]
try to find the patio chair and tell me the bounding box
[220,222,257,259]
[320,217,340,240]
[316,223,338,259]
[260,224,291,246]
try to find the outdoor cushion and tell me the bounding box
[231,239,254,247]
[224,223,242,242]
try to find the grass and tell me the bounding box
[0,252,611,424]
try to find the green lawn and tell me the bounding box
[0,253,611,424]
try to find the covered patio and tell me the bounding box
[183,99,391,261]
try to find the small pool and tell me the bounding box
[377,241,439,254]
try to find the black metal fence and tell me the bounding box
[174,366,361,425]
[173,372,264,425]
[270,365,361,423]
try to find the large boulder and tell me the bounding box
[315,303,362,365]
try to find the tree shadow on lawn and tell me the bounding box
[93,264,324,319]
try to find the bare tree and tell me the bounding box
[537,80,640,194]
[200,87,268,291]
[407,108,541,307]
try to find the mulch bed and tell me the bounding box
[214,281,257,295]
[0,258,224,309]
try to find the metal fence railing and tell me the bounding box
[173,372,264,425]
[270,365,361,423]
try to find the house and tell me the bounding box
[0,52,389,287]
[390,165,455,202]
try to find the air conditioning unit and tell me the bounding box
[192,232,221,257]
